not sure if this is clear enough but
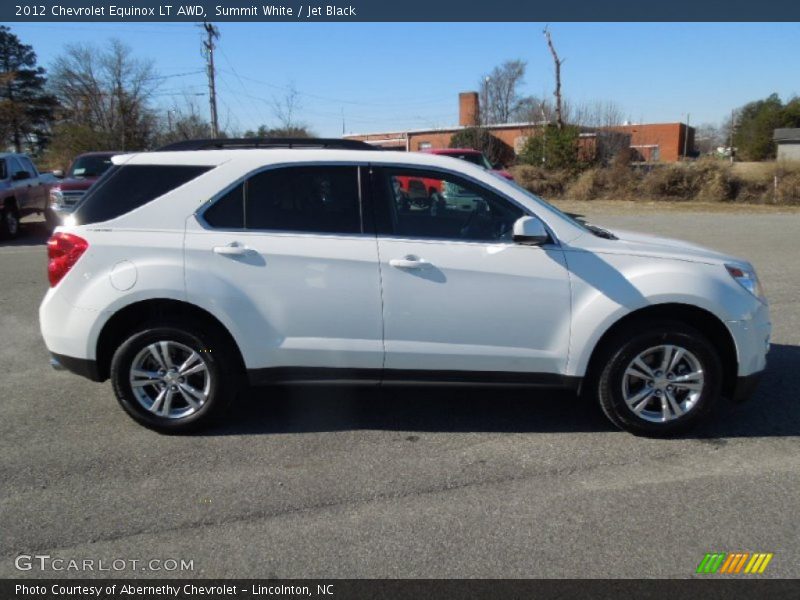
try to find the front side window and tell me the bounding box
[244,166,361,234]
[373,168,523,242]
[7,156,25,177]
[19,156,37,175]
[0,159,6,180]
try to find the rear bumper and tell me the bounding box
[731,371,763,403]
[50,352,103,382]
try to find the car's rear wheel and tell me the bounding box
[110,324,238,432]
[596,321,723,436]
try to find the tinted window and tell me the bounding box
[245,166,361,234]
[203,183,244,228]
[73,165,211,225]
[375,168,523,242]
[0,160,6,180]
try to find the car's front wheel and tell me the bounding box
[110,323,238,432]
[596,321,723,436]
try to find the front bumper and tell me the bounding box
[726,301,771,377]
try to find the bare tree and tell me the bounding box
[479,60,527,125]
[694,122,724,155]
[272,82,302,131]
[543,26,564,130]
[49,39,159,151]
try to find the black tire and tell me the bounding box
[1,203,21,239]
[595,320,723,436]
[110,322,239,433]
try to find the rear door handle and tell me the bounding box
[389,255,430,269]
[213,242,254,256]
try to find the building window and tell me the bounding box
[418,142,432,150]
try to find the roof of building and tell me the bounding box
[774,128,800,142]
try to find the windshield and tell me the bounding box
[503,179,589,230]
[503,179,617,239]
[68,155,115,178]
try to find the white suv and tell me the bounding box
[39,139,771,435]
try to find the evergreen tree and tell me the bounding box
[0,26,58,154]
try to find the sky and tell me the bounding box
[6,22,800,137]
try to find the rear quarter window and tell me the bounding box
[72,164,212,225]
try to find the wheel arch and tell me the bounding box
[95,298,246,382]
[581,303,738,399]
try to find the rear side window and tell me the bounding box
[0,160,6,180]
[73,165,212,225]
[203,183,244,229]
[245,166,361,234]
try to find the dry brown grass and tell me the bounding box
[509,159,800,206]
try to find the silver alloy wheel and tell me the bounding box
[621,344,704,423]
[129,340,211,419]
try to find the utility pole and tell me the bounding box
[683,113,690,160]
[729,109,736,164]
[201,21,220,138]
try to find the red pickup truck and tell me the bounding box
[395,148,514,210]
[48,151,120,228]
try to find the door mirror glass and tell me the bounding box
[512,216,549,245]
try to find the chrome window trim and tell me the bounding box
[193,159,560,246]
[368,162,561,247]
[194,161,368,236]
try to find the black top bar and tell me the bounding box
[157,138,378,152]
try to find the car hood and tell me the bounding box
[573,228,744,266]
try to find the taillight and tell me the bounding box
[47,232,88,287]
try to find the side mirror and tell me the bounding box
[492,162,503,170]
[52,169,64,178]
[12,170,30,181]
[512,216,549,246]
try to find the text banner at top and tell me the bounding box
[2,0,800,22]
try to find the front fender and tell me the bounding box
[563,250,753,377]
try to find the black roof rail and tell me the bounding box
[157,137,378,152]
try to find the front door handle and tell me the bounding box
[389,255,430,269]
[213,242,254,256]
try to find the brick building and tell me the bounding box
[345,91,694,163]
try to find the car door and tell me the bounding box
[18,156,46,211]
[184,163,384,380]
[6,156,31,212]
[370,165,572,379]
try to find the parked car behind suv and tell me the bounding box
[0,152,56,238]
[48,152,120,229]
[39,138,770,435]
[395,148,514,210]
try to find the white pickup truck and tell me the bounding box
[0,152,56,238]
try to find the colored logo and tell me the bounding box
[696,552,773,574]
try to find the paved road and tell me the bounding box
[1,212,798,579]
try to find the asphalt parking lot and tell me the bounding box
[1,208,798,579]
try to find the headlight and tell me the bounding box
[726,264,765,301]
[49,188,64,207]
